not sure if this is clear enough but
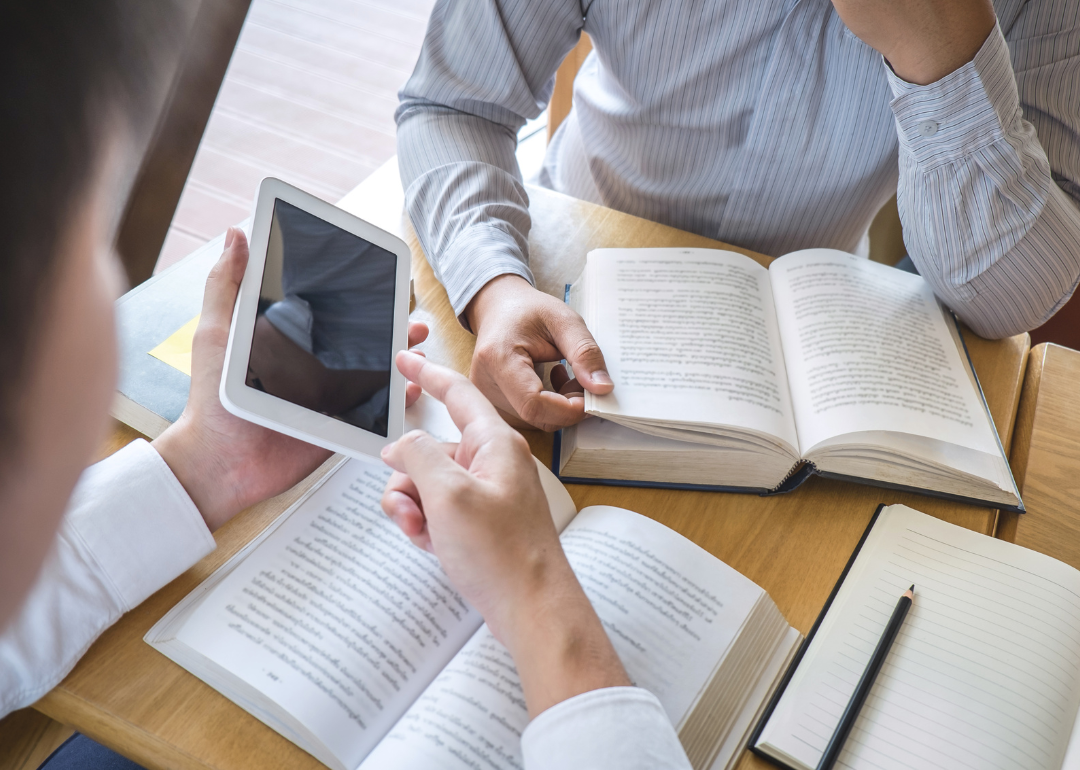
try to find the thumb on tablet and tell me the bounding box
[200,227,248,338]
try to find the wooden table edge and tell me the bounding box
[996,341,1049,542]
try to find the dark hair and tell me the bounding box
[0,1,182,449]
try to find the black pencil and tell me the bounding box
[816,584,915,770]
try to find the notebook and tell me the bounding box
[554,247,1022,511]
[752,503,1080,770]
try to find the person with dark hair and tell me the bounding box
[0,5,345,765]
[0,2,693,768]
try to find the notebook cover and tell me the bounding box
[746,504,888,769]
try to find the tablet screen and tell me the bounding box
[245,199,397,437]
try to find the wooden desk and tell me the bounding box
[29,166,1030,770]
[997,343,1080,567]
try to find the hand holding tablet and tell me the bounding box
[220,178,414,460]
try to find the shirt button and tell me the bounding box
[918,120,939,137]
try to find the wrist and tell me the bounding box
[880,14,995,86]
[152,419,235,531]
[464,274,534,335]
[496,555,631,716]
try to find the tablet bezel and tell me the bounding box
[220,177,412,459]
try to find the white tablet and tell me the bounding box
[220,178,412,459]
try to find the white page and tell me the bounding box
[583,248,799,454]
[173,456,485,769]
[358,506,767,770]
[759,505,1080,770]
[768,249,1000,457]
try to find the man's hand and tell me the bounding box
[381,351,630,716]
[154,226,430,531]
[465,275,613,432]
[831,0,995,85]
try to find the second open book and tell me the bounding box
[557,248,1022,510]
[145,402,802,770]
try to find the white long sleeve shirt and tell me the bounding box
[396,0,1080,339]
[0,439,691,769]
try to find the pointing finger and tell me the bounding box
[395,351,502,433]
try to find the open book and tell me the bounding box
[555,248,1022,511]
[146,447,802,770]
[752,503,1080,770]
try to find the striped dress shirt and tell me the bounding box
[396,0,1080,339]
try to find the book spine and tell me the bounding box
[764,461,817,495]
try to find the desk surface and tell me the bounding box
[998,343,1080,567]
[34,164,1031,770]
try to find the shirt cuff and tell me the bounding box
[886,23,1020,168]
[521,687,692,770]
[64,439,215,611]
[438,223,536,328]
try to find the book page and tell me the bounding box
[583,248,799,454]
[768,249,1000,457]
[146,395,578,769]
[358,506,769,770]
[757,505,1080,770]
[172,456,485,769]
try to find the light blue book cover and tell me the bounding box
[112,231,227,437]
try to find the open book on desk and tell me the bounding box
[146,448,802,770]
[555,248,1022,511]
[752,503,1080,770]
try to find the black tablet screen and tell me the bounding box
[246,199,396,437]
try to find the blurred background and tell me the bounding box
[153,0,434,272]
[127,0,549,276]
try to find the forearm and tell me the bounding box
[893,24,1080,338]
[506,563,691,770]
[396,107,535,316]
[395,0,585,317]
[382,356,690,769]
[500,558,631,717]
[833,0,995,85]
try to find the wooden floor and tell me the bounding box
[157,0,437,271]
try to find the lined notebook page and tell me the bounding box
[757,505,1080,770]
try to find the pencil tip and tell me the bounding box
[909,584,915,592]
